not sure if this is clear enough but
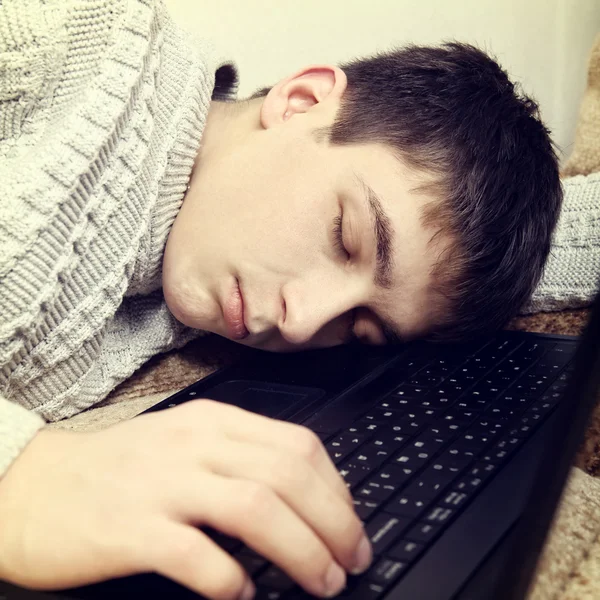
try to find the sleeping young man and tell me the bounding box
[2,0,597,598]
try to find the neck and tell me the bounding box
[193,98,262,170]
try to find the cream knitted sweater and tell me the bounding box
[524,173,600,313]
[0,0,237,476]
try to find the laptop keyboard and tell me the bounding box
[198,335,575,600]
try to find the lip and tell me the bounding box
[222,278,249,340]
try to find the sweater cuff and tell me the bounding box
[522,173,600,314]
[0,397,45,478]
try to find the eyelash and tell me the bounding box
[333,213,350,259]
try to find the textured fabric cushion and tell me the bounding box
[562,34,600,177]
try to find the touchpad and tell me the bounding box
[200,380,325,419]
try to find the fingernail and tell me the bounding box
[324,561,346,597]
[351,536,372,575]
[239,579,255,600]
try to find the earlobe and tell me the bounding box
[260,65,348,130]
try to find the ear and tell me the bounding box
[260,65,348,129]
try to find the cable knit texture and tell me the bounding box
[0,0,237,476]
[524,173,600,313]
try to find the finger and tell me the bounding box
[149,522,255,600]
[179,472,348,598]
[203,438,370,576]
[182,400,351,506]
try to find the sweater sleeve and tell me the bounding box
[522,172,600,314]
[0,397,45,478]
[0,0,236,472]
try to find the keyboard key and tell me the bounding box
[368,558,406,587]
[349,421,385,436]
[448,364,480,386]
[528,399,555,418]
[343,582,386,600]
[353,498,380,520]
[454,475,483,496]
[469,462,498,479]
[507,421,534,437]
[339,461,373,487]
[429,419,466,440]
[520,412,543,428]
[441,490,469,509]
[512,372,553,396]
[356,481,396,503]
[394,385,429,399]
[419,391,456,410]
[393,440,433,469]
[384,494,430,520]
[236,552,267,576]
[409,372,447,387]
[204,529,241,552]
[475,338,522,363]
[411,431,445,454]
[365,513,410,555]
[403,463,457,500]
[454,463,497,495]
[451,431,491,454]
[493,435,523,456]
[367,463,414,489]
[454,394,489,411]
[353,441,394,469]
[388,539,424,565]
[496,393,531,410]
[238,546,265,561]
[468,380,503,399]
[361,410,400,427]
[424,506,454,526]
[327,433,368,454]
[438,447,474,472]
[440,409,477,428]
[468,418,505,438]
[484,405,522,424]
[394,356,432,375]
[368,427,409,452]
[480,448,510,465]
[405,522,440,544]
[357,465,411,502]
[255,589,285,600]
[257,566,295,591]
[540,389,563,405]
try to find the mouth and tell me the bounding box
[222,278,249,340]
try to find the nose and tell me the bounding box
[278,276,364,346]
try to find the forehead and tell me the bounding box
[335,143,448,339]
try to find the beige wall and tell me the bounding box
[165,0,600,163]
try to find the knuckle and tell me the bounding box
[166,531,204,564]
[268,453,311,491]
[234,481,275,522]
[289,426,322,462]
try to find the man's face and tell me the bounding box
[162,66,445,352]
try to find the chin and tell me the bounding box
[162,274,215,331]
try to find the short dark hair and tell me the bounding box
[254,43,563,342]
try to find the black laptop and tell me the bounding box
[2,289,600,600]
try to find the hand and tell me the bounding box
[0,400,372,599]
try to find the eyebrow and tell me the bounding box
[354,172,395,289]
[353,173,404,345]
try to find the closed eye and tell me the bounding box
[333,213,350,259]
